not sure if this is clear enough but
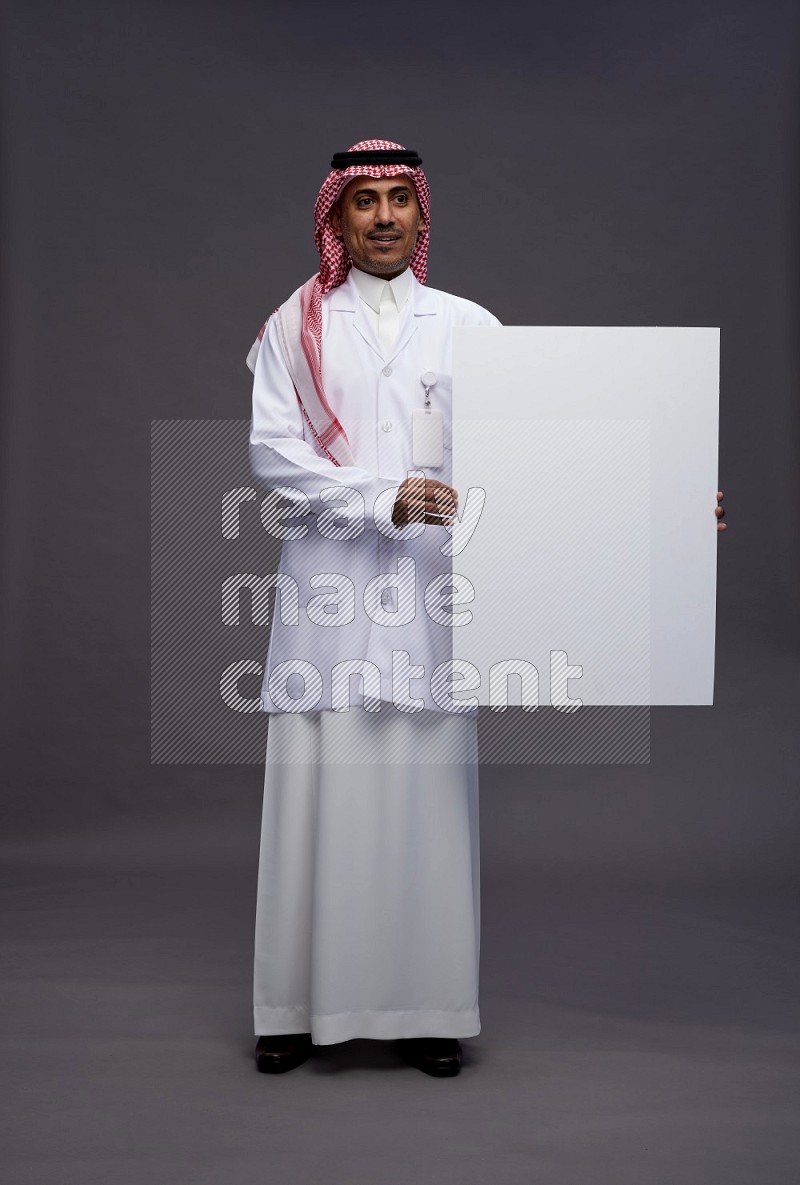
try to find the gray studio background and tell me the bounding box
[1,2,799,1184]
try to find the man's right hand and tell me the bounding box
[392,476,458,527]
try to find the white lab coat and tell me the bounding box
[250,269,499,1043]
[249,269,501,714]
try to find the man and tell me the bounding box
[246,140,729,1080]
[246,139,500,1077]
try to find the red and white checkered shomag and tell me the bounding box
[248,139,430,467]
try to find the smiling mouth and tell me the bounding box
[369,235,401,244]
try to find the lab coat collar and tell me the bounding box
[349,265,411,313]
[328,270,438,318]
[328,270,436,363]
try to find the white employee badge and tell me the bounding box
[411,370,444,467]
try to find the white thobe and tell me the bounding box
[250,267,500,1043]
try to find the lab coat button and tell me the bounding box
[382,421,393,432]
[382,365,393,377]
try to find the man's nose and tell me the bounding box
[374,198,394,225]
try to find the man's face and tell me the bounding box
[330,174,424,279]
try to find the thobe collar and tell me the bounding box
[349,265,412,314]
[328,269,438,317]
[327,266,435,365]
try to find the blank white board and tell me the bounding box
[451,327,719,706]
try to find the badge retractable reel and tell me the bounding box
[411,371,444,468]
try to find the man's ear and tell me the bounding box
[330,202,343,239]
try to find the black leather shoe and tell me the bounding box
[255,1033,312,1074]
[398,1038,462,1077]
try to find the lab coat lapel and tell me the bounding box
[353,300,384,361]
[329,271,438,365]
[385,308,417,365]
[329,273,385,362]
[385,275,437,365]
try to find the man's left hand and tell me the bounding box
[716,491,727,532]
